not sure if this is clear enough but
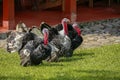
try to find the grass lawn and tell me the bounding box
[0,44,120,80]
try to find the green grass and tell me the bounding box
[0,44,120,80]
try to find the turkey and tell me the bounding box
[19,37,51,66]
[55,18,78,40]
[7,22,51,66]
[40,22,71,62]
[54,18,83,57]
[68,23,83,56]
[19,27,61,66]
[40,22,59,42]
[6,22,38,53]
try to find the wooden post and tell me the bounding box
[63,0,77,23]
[3,0,15,30]
[20,0,26,9]
[89,0,93,8]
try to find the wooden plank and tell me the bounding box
[89,0,93,8]
[3,0,15,30]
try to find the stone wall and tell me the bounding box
[79,18,120,48]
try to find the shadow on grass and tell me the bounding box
[59,57,83,62]
[40,63,64,67]
[59,52,95,62]
[73,52,95,57]
[47,70,120,80]
[28,62,64,68]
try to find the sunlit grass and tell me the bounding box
[0,44,120,80]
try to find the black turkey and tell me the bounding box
[7,23,38,53]
[40,22,71,62]
[68,23,83,56]
[17,26,53,66]
[55,18,83,57]
[19,37,51,66]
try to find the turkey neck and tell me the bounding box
[62,21,68,35]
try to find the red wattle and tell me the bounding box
[63,22,68,35]
[74,26,81,36]
[44,32,48,45]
